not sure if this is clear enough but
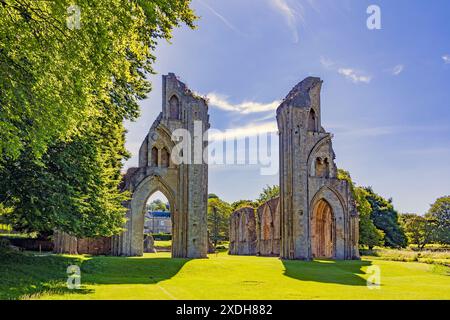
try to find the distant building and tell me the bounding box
[144,211,172,234]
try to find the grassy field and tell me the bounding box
[2,251,449,300]
[362,248,450,266]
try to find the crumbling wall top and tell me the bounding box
[278,76,322,111]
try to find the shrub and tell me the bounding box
[151,233,172,241]
[0,238,10,250]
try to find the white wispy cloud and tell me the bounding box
[207,93,280,114]
[320,57,372,84]
[320,56,335,69]
[338,68,372,84]
[391,64,404,76]
[268,0,302,43]
[442,54,450,64]
[209,121,278,141]
[197,0,241,34]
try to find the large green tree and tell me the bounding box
[426,196,450,245]
[0,1,196,237]
[0,114,130,237]
[337,170,384,249]
[400,213,436,250]
[208,197,232,247]
[0,0,196,164]
[355,187,384,249]
[364,187,407,248]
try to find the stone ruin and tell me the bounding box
[257,197,281,256]
[228,207,257,255]
[53,74,360,261]
[228,198,281,257]
[53,231,111,255]
[53,73,210,258]
[229,77,360,260]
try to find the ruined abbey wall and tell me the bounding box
[230,77,359,261]
[277,77,359,260]
[229,207,257,255]
[228,198,281,257]
[257,197,281,256]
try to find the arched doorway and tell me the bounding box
[144,191,172,252]
[311,199,334,258]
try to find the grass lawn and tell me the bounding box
[1,251,447,300]
[154,240,172,248]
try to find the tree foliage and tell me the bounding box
[399,214,436,250]
[337,170,384,249]
[231,200,258,212]
[257,185,280,205]
[355,187,384,249]
[0,0,196,237]
[147,199,168,212]
[0,116,130,237]
[0,0,196,163]
[208,197,232,246]
[426,196,450,245]
[364,187,407,248]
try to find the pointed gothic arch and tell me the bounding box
[169,95,180,120]
[311,198,334,258]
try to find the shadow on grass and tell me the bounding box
[79,255,191,285]
[0,250,93,300]
[0,251,190,299]
[282,259,372,286]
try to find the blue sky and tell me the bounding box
[125,0,450,214]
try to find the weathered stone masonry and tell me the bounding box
[111,73,210,258]
[229,207,257,255]
[277,77,359,260]
[54,75,359,261]
[230,77,360,260]
[257,197,281,256]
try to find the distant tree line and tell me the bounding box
[208,178,449,251]
[339,170,450,250]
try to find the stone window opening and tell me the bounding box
[308,109,317,131]
[315,157,330,178]
[160,147,170,168]
[151,147,158,167]
[169,95,180,120]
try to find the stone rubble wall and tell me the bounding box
[53,231,111,255]
[257,197,281,256]
[229,207,257,255]
[229,199,282,257]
